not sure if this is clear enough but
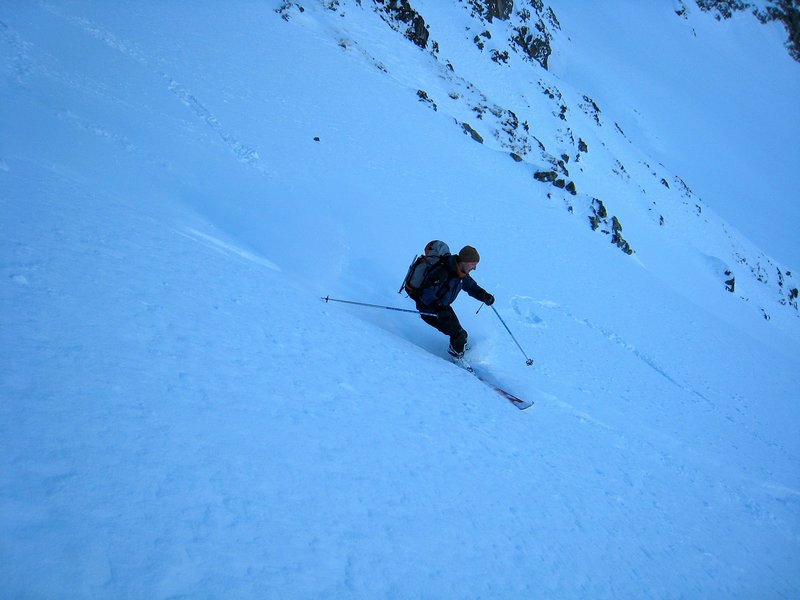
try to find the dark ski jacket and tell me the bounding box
[416,255,491,309]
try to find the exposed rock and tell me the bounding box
[511,23,552,69]
[763,0,800,62]
[463,0,512,22]
[788,287,799,308]
[417,89,438,111]
[473,30,491,51]
[276,1,304,20]
[374,0,430,49]
[695,0,750,20]
[491,49,510,64]
[588,199,633,254]
[461,122,484,143]
[725,270,736,292]
[589,198,607,231]
[534,170,558,183]
[611,217,634,254]
[580,95,601,125]
[487,0,514,21]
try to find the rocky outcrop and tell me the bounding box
[694,0,749,19]
[725,271,736,292]
[463,0,560,70]
[488,0,514,21]
[374,0,430,49]
[511,24,552,69]
[416,89,437,111]
[509,2,561,70]
[463,0,514,22]
[763,0,800,62]
[589,199,634,255]
[461,122,484,143]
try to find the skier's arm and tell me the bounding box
[463,276,495,305]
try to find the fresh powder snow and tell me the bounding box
[1,1,798,598]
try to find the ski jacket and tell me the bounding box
[417,255,490,309]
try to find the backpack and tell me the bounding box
[399,240,451,298]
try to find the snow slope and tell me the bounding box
[550,0,800,269]
[1,1,798,597]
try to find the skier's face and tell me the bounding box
[460,261,478,275]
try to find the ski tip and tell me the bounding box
[509,397,533,409]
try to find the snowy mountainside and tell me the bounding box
[281,0,800,332]
[1,1,799,598]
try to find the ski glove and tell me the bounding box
[483,293,495,306]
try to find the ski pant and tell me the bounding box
[417,303,468,353]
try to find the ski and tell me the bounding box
[451,357,534,410]
[477,375,534,410]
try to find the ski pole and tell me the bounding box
[321,296,438,317]
[491,305,534,366]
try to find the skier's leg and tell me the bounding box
[419,305,468,353]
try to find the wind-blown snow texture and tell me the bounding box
[1,1,798,598]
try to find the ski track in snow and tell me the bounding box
[176,227,281,272]
[508,294,800,477]
[32,3,266,171]
[512,295,698,395]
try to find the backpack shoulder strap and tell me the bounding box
[417,254,450,292]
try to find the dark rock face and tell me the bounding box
[417,89,438,111]
[463,1,560,70]
[487,0,514,21]
[589,198,607,231]
[764,0,800,62]
[695,0,749,19]
[374,0,430,48]
[464,0,513,22]
[588,199,634,255]
[725,271,736,292]
[461,122,484,143]
[511,24,552,69]
[610,217,633,255]
[534,170,558,183]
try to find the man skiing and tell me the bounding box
[410,245,495,359]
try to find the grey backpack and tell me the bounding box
[399,240,451,298]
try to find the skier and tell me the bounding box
[410,245,495,359]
